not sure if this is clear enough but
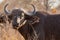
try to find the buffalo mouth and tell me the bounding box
[15,13,27,29]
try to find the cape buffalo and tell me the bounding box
[18,10,60,40]
[11,4,45,40]
[4,3,60,40]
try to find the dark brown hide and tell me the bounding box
[18,11,60,40]
[18,11,47,40]
[44,14,60,40]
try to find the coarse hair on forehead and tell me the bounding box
[12,9,23,13]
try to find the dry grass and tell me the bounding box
[0,22,25,40]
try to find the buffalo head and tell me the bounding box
[4,3,36,29]
[4,3,25,27]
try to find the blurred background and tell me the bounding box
[0,0,60,14]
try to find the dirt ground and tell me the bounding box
[0,0,60,40]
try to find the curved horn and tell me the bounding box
[26,4,36,16]
[4,3,10,15]
[20,4,36,16]
[31,4,36,15]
